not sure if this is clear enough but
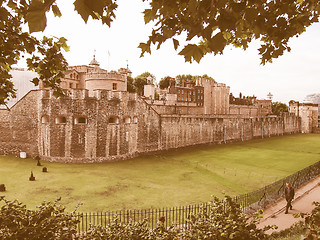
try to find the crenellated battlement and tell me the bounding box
[93,89,138,101]
[41,89,89,100]
[85,72,126,82]
[41,89,138,102]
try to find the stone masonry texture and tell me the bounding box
[0,89,301,163]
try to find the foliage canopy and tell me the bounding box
[139,0,320,64]
[159,76,172,89]
[2,0,320,106]
[272,101,289,115]
[1,0,68,106]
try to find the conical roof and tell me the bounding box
[89,54,100,67]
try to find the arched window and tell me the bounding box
[133,116,138,124]
[41,115,49,124]
[55,116,67,124]
[109,116,119,124]
[74,117,87,125]
[123,116,131,124]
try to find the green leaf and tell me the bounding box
[74,0,112,23]
[138,42,151,57]
[51,5,62,18]
[74,0,91,23]
[101,16,112,27]
[25,10,47,33]
[187,0,198,14]
[178,44,204,63]
[222,32,232,40]
[31,77,39,86]
[207,32,227,54]
[60,38,70,52]
[172,38,179,50]
[84,0,106,16]
[7,0,17,9]
[144,8,154,24]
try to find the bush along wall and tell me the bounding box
[0,196,274,240]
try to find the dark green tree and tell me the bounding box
[159,76,172,89]
[272,101,289,115]
[1,0,69,107]
[175,74,195,86]
[127,76,135,93]
[133,72,156,95]
[136,72,156,84]
[199,74,215,82]
[133,77,147,96]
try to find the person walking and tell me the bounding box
[284,182,295,214]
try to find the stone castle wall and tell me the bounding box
[0,91,39,157]
[37,90,161,163]
[0,90,301,163]
[229,104,259,117]
[149,104,204,115]
[160,113,299,150]
[200,79,230,115]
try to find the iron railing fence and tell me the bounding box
[76,203,212,232]
[236,160,320,213]
[76,160,320,232]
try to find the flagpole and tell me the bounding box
[107,50,110,70]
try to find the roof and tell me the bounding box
[89,55,100,67]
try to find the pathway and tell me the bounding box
[257,175,320,233]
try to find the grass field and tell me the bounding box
[1,134,320,212]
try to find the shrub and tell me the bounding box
[78,196,273,239]
[177,196,272,240]
[270,221,305,240]
[0,197,79,240]
[271,201,320,240]
[0,196,274,239]
[301,201,320,240]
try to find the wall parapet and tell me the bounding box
[41,89,89,100]
[85,73,126,82]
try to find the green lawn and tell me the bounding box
[0,134,320,212]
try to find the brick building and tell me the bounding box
[168,79,204,107]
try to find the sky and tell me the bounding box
[17,0,320,104]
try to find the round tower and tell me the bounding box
[85,54,127,94]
